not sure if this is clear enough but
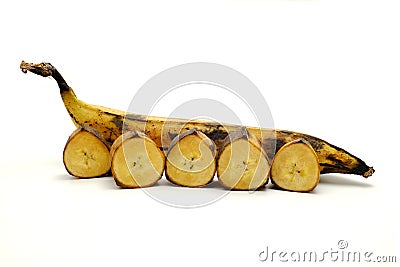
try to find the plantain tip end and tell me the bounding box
[363,167,375,178]
[20,60,28,73]
[19,60,54,77]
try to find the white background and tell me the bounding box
[0,0,399,266]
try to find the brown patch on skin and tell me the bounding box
[304,137,325,152]
[319,163,349,173]
[320,161,371,177]
[278,130,324,151]
[218,127,248,155]
[111,116,124,132]
[202,124,229,142]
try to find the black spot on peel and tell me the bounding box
[326,154,340,163]
[319,163,351,173]
[68,112,79,125]
[275,138,286,152]
[279,130,293,136]
[306,137,324,152]
[111,116,124,131]
[203,125,229,141]
[278,130,325,152]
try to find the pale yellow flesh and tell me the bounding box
[217,139,270,190]
[63,131,111,178]
[112,138,165,188]
[166,135,216,187]
[271,142,320,192]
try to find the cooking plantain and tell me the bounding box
[111,130,165,188]
[270,139,320,192]
[165,129,217,187]
[217,129,270,190]
[63,126,111,178]
[20,61,375,179]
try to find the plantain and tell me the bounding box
[217,129,270,190]
[270,139,320,192]
[20,61,375,178]
[63,126,111,178]
[165,129,217,187]
[111,130,165,188]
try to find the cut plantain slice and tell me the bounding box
[63,127,111,178]
[111,130,165,188]
[217,129,270,190]
[270,138,320,192]
[165,129,217,187]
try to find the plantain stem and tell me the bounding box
[20,60,68,90]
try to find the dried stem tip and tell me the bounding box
[20,60,55,77]
[363,167,375,178]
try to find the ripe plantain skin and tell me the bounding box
[20,61,375,178]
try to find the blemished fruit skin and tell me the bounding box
[20,61,375,179]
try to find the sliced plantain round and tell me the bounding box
[270,138,320,192]
[217,128,270,190]
[111,130,165,188]
[63,126,111,178]
[165,129,217,187]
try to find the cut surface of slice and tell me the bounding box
[166,129,217,187]
[217,129,270,190]
[111,131,165,188]
[270,138,320,192]
[63,127,111,178]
